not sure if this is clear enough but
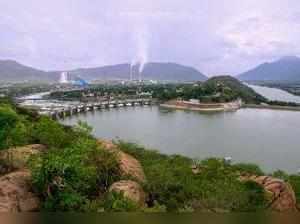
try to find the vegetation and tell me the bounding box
[0,98,32,150]
[49,76,267,104]
[1,97,300,212]
[0,83,54,98]
[200,76,266,103]
[29,133,122,211]
[272,170,300,203]
[267,101,299,107]
[117,142,268,212]
[0,98,124,211]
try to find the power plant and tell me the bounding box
[59,72,69,84]
[129,62,146,82]
[59,71,88,87]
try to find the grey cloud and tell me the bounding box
[1,0,300,75]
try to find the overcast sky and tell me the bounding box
[1,0,300,76]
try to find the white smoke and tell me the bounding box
[137,28,148,74]
[59,72,68,83]
[131,24,149,81]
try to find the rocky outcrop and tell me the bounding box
[98,140,146,183]
[109,180,146,206]
[240,175,298,212]
[0,170,40,212]
[0,144,46,171]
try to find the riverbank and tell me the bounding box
[2,97,300,212]
[159,103,225,112]
[244,104,300,111]
[160,99,242,112]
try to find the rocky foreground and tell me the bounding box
[0,142,298,212]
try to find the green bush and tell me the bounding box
[272,170,289,181]
[287,175,300,203]
[29,124,121,211]
[0,105,19,149]
[0,104,33,150]
[117,141,193,211]
[233,163,264,176]
[117,142,267,212]
[32,117,73,148]
[195,158,266,211]
[103,192,139,212]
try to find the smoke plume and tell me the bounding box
[131,23,149,80]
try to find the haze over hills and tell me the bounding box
[0,60,58,82]
[238,56,300,81]
[0,60,207,83]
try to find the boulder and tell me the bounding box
[109,180,146,206]
[98,140,146,183]
[240,175,298,212]
[0,144,46,171]
[0,170,40,212]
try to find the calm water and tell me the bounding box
[61,86,300,173]
[248,84,300,103]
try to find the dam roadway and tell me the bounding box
[19,98,156,120]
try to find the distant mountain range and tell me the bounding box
[0,60,207,83]
[0,60,57,82]
[4,56,300,83]
[238,56,300,81]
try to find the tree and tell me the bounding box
[33,117,71,148]
[0,105,19,149]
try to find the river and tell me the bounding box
[61,85,300,173]
[248,84,300,103]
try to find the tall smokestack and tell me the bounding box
[138,64,142,82]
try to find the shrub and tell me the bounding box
[195,158,266,211]
[117,141,193,211]
[272,170,289,181]
[103,192,139,212]
[118,142,267,212]
[0,105,19,149]
[0,104,32,150]
[239,180,267,211]
[233,163,264,176]
[32,117,73,148]
[287,175,300,203]
[29,124,121,211]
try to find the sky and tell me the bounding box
[1,0,300,76]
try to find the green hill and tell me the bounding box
[202,76,267,103]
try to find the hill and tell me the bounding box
[0,60,58,82]
[238,56,300,81]
[68,62,207,81]
[202,76,267,103]
[0,60,207,82]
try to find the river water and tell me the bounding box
[61,85,300,173]
[248,84,300,103]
